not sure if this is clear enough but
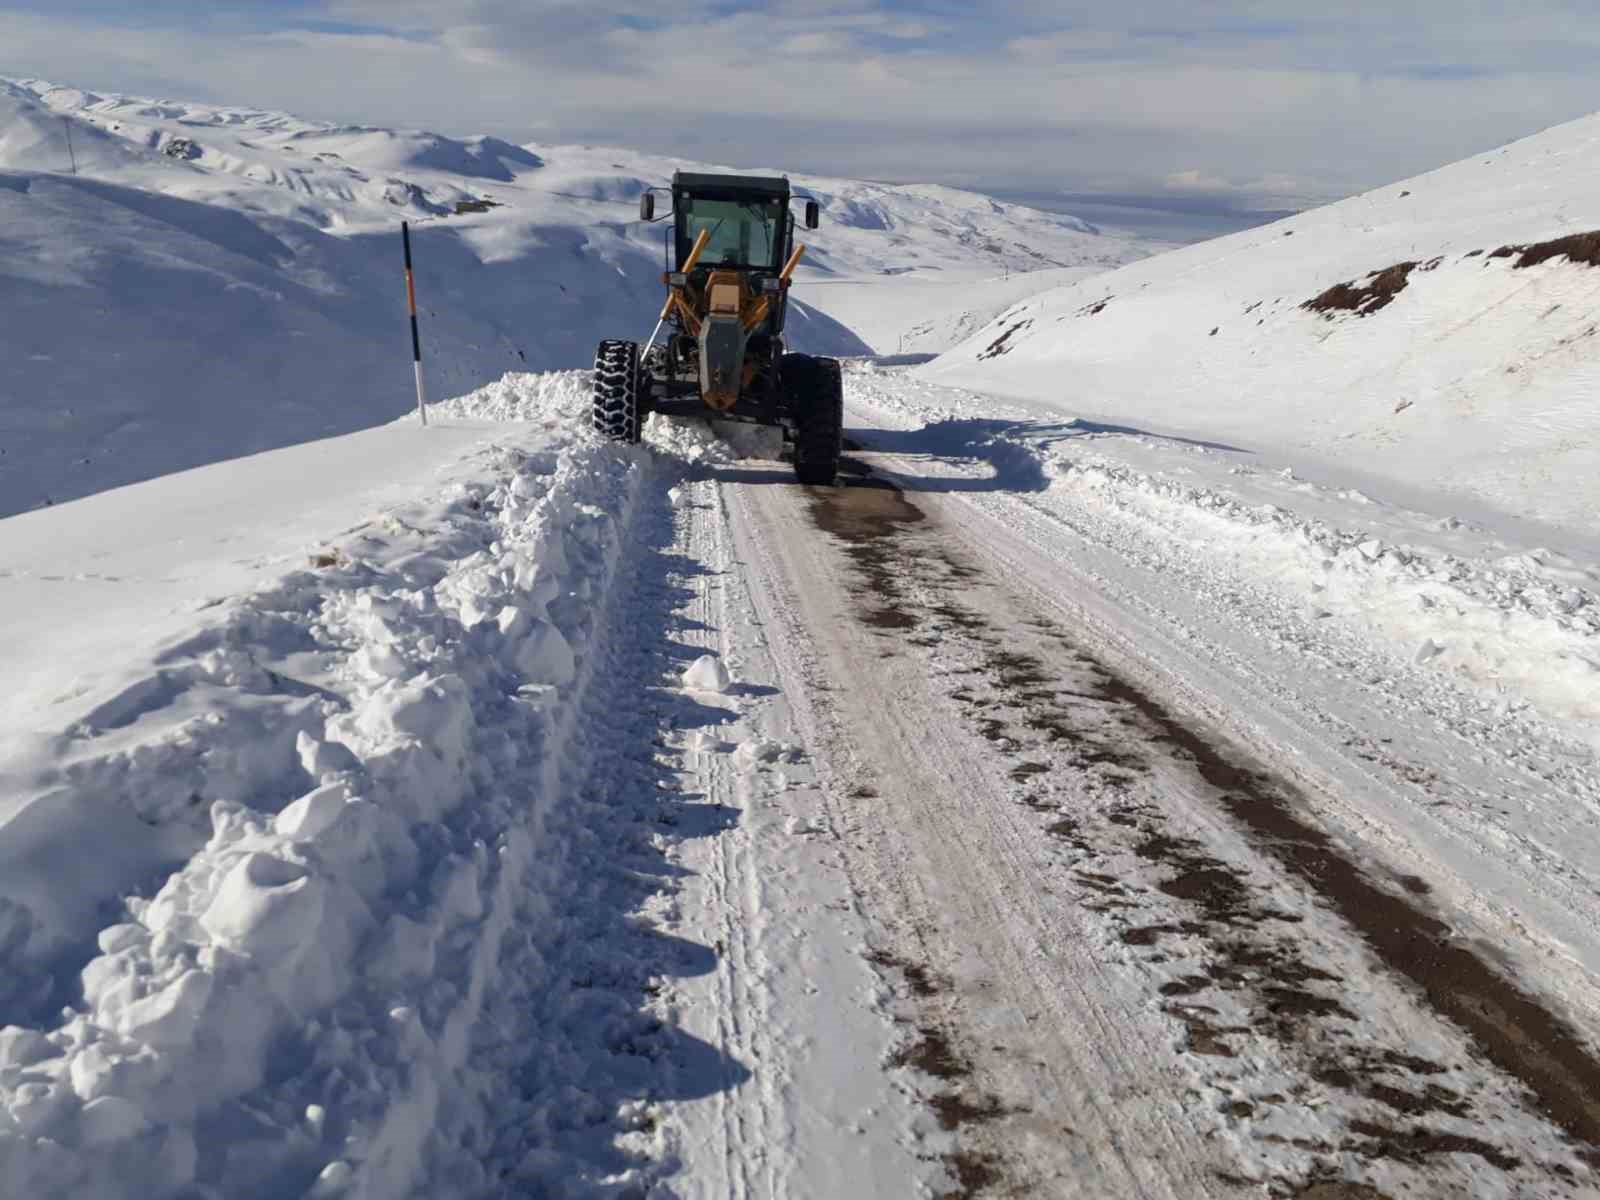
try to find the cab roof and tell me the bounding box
[672,171,790,198]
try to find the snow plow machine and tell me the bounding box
[590,172,843,484]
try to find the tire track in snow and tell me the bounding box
[733,468,1233,1197]
[839,366,1600,1026]
[676,477,759,1200]
[661,465,930,1199]
[786,453,1600,1195]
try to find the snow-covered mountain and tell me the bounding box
[0,77,1160,516]
[926,110,1600,536]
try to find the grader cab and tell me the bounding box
[590,171,843,485]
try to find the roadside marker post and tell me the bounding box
[402,221,429,426]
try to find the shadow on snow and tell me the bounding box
[481,465,754,1195]
[849,417,1251,494]
[698,414,1250,498]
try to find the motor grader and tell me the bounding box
[590,171,843,484]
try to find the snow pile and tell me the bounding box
[425,369,590,424]
[927,109,1600,534]
[0,373,670,1198]
[681,654,733,694]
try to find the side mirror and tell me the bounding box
[639,191,656,222]
[804,199,820,230]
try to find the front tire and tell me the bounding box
[592,339,641,444]
[784,354,843,485]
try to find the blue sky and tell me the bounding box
[4,1,1600,214]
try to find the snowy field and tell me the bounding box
[3,70,1600,1200]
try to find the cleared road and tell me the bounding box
[648,368,1600,1197]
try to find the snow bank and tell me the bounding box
[1050,451,1600,746]
[926,109,1600,535]
[0,372,684,1198]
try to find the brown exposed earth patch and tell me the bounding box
[866,945,1012,1196]
[1494,230,1600,270]
[1303,262,1420,318]
[1101,671,1600,1152]
[977,317,1033,360]
[806,472,924,633]
[1296,1183,1392,1199]
[1345,1120,1521,1171]
[864,946,942,999]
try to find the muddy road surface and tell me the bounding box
[713,446,1600,1198]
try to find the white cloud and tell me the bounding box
[1007,30,1137,58]
[779,31,856,56]
[1165,169,1234,192]
[3,3,1600,210]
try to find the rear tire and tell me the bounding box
[784,354,843,485]
[592,339,641,443]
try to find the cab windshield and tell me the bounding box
[681,195,783,269]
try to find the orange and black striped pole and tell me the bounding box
[402,221,428,426]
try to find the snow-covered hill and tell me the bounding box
[0,77,1160,516]
[927,110,1600,536]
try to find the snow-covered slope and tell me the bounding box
[926,110,1600,535]
[0,77,1160,515]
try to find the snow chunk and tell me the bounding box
[274,781,352,840]
[681,654,733,693]
[114,969,212,1047]
[199,852,321,957]
[310,1160,355,1197]
[297,731,362,780]
[97,923,149,956]
[355,673,472,743]
[499,607,577,686]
